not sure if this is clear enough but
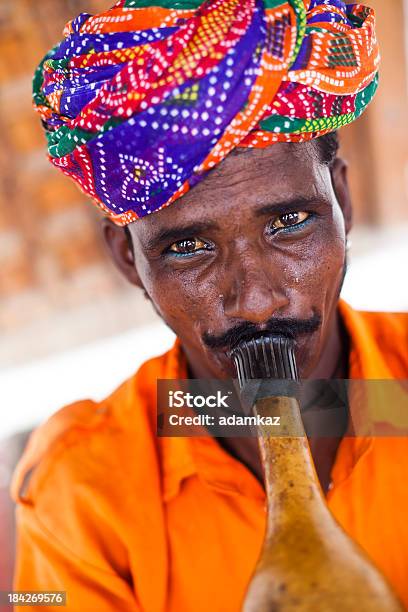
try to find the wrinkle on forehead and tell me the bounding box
[208,141,317,177]
[184,141,319,196]
[131,140,328,240]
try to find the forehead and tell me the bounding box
[131,141,328,237]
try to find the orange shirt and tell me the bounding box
[11,300,408,611]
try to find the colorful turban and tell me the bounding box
[33,0,379,225]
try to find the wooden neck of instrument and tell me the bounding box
[254,395,327,535]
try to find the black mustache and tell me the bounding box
[202,311,322,352]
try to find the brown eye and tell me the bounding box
[169,238,207,254]
[272,211,309,230]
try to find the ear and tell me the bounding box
[330,157,352,236]
[102,219,142,287]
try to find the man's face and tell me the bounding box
[121,142,351,379]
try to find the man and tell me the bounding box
[11,1,408,610]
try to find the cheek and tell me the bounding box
[142,267,220,337]
[284,211,346,302]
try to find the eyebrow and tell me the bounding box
[145,196,326,251]
[255,196,327,217]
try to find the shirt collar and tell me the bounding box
[159,339,265,501]
[338,299,394,379]
[158,339,198,502]
[328,300,394,489]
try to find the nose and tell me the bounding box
[222,254,289,324]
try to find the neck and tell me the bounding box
[308,308,349,380]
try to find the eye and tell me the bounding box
[271,211,310,231]
[168,237,209,255]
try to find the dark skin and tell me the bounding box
[103,141,353,494]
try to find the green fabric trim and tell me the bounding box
[44,57,69,71]
[259,73,378,135]
[260,112,356,134]
[348,14,364,28]
[48,125,94,157]
[260,115,309,132]
[305,26,349,36]
[263,0,287,8]
[48,117,124,158]
[354,73,379,115]
[288,0,306,68]
[32,45,59,108]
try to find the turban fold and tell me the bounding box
[33,0,379,225]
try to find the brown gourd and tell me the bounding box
[231,336,403,612]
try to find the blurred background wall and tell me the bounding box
[0,0,407,369]
[0,0,159,369]
[0,0,407,371]
[0,0,407,601]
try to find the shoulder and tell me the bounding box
[340,299,408,340]
[10,345,175,510]
[339,301,408,377]
[9,346,178,569]
[356,309,408,337]
[356,309,408,373]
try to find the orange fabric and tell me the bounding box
[11,300,408,611]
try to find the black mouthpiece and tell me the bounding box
[231,335,298,389]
